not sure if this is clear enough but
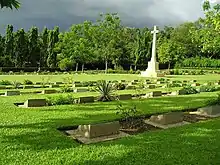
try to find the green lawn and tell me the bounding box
[0,90,219,164]
[0,73,219,83]
[0,73,220,164]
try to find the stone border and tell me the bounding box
[66,130,129,144]
[144,120,190,129]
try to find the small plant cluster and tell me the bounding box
[23,79,33,85]
[199,85,220,93]
[96,80,115,102]
[46,94,75,106]
[116,103,139,128]
[0,80,12,85]
[60,85,72,93]
[113,83,126,90]
[206,93,220,106]
[181,86,199,95]
[170,69,205,75]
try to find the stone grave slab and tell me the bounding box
[54,82,63,85]
[4,91,20,96]
[74,88,88,93]
[147,84,156,89]
[190,80,197,83]
[203,82,213,86]
[129,82,138,85]
[191,83,200,87]
[49,84,60,88]
[77,96,94,103]
[119,80,126,83]
[42,89,57,94]
[0,86,6,89]
[170,89,187,96]
[73,84,83,88]
[65,121,129,144]
[117,94,132,100]
[146,91,162,98]
[194,105,220,117]
[131,80,139,83]
[23,85,34,89]
[19,99,47,108]
[145,112,190,129]
[126,85,136,90]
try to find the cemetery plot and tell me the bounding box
[144,112,190,129]
[4,91,20,96]
[190,105,220,118]
[17,99,47,108]
[62,121,129,144]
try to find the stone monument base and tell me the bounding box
[140,61,164,78]
[141,70,164,78]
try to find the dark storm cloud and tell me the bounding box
[0,0,205,33]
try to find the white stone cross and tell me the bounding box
[150,25,159,63]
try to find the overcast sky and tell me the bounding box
[0,0,214,33]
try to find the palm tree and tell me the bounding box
[0,0,20,9]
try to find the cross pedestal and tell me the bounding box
[141,25,164,78]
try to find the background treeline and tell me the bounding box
[0,1,220,72]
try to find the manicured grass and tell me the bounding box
[0,73,220,164]
[0,90,219,164]
[0,73,219,83]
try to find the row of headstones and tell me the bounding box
[65,104,220,144]
[3,88,90,96]
[16,94,135,108]
[16,89,186,108]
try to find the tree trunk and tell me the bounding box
[134,64,137,71]
[82,63,84,73]
[105,60,108,74]
[75,63,78,72]
[168,63,171,71]
[130,65,132,71]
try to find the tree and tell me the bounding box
[95,13,122,73]
[0,0,20,9]
[14,28,28,67]
[158,40,187,69]
[28,27,40,67]
[40,27,49,67]
[47,26,59,68]
[4,24,14,66]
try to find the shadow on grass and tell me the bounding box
[0,94,219,164]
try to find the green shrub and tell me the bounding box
[23,79,33,85]
[11,81,21,89]
[60,85,72,93]
[114,83,126,90]
[0,80,12,85]
[199,85,220,92]
[96,80,115,102]
[47,94,75,105]
[181,86,199,95]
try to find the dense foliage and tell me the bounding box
[0,1,219,71]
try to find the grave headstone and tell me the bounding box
[147,84,156,89]
[129,82,138,85]
[191,83,200,87]
[23,85,34,89]
[77,96,94,103]
[77,121,120,138]
[147,91,162,97]
[145,112,189,129]
[4,91,20,96]
[117,94,132,100]
[49,84,60,88]
[126,85,136,90]
[74,88,88,93]
[197,105,220,117]
[19,99,47,108]
[54,82,63,85]
[42,89,57,94]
